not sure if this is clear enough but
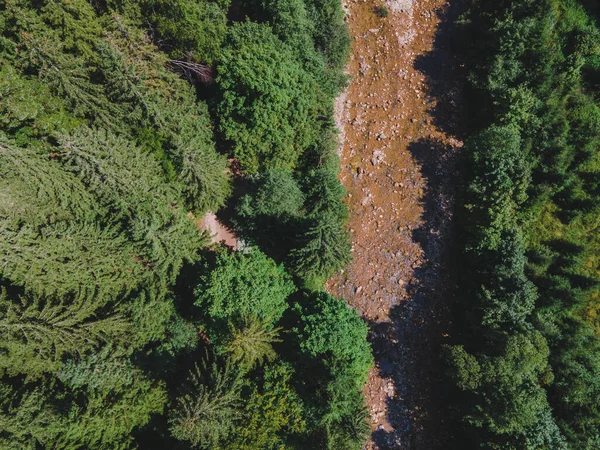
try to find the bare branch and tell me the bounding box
[167,58,214,84]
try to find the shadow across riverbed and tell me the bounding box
[367,1,466,448]
[367,137,459,450]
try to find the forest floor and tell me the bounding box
[198,212,238,249]
[325,0,464,448]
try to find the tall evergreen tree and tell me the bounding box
[0,289,129,377]
[58,127,206,284]
[221,316,281,371]
[169,358,243,448]
[288,211,351,282]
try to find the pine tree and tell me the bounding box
[58,127,206,284]
[17,34,122,129]
[58,127,177,216]
[52,349,167,449]
[323,398,370,450]
[0,361,167,449]
[0,66,77,145]
[92,17,231,215]
[172,115,231,214]
[302,166,347,219]
[140,0,229,64]
[0,380,61,449]
[223,362,306,450]
[1,220,145,301]
[237,169,305,221]
[96,40,157,124]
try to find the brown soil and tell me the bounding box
[326,0,464,448]
[198,212,238,249]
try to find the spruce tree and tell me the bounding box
[223,362,306,450]
[0,139,97,226]
[0,380,61,449]
[18,34,122,129]
[0,288,129,377]
[1,221,144,301]
[58,127,206,284]
[172,116,231,214]
[288,211,351,282]
[169,358,243,448]
[222,316,281,371]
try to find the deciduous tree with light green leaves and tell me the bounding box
[217,21,322,173]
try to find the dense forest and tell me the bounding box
[6,0,600,448]
[0,0,373,448]
[445,0,600,448]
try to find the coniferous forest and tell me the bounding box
[5,0,600,449]
[0,0,372,448]
[445,0,600,448]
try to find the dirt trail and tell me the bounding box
[198,212,238,249]
[326,0,464,448]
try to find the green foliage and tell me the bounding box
[172,119,232,213]
[238,169,305,221]
[0,289,129,378]
[471,230,538,329]
[155,314,200,357]
[0,0,365,448]
[59,127,206,285]
[301,165,348,219]
[235,169,305,261]
[195,249,295,328]
[221,316,282,371]
[0,359,167,449]
[322,391,371,450]
[293,291,372,386]
[169,358,243,448]
[0,137,96,226]
[288,210,352,283]
[463,125,529,251]
[141,0,229,64]
[448,0,600,447]
[304,0,350,74]
[217,21,321,173]
[288,164,351,285]
[225,362,306,449]
[0,65,80,144]
[0,381,58,449]
[1,219,143,301]
[447,332,553,435]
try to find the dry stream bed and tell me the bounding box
[326,0,465,448]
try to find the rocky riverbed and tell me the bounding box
[326,0,465,448]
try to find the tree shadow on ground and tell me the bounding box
[367,137,459,450]
[413,0,467,140]
[367,1,467,448]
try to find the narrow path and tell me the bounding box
[198,212,238,249]
[326,0,464,448]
